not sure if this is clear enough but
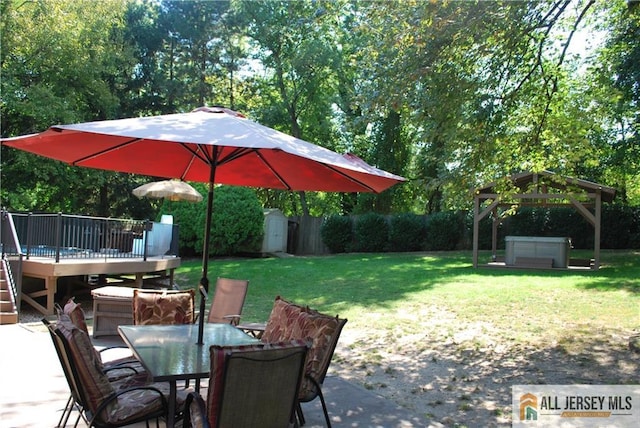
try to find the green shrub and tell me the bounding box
[354,212,389,252]
[602,205,640,249]
[165,184,263,256]
[505,207,548,236]
[389,213,425,251]
[425,211,463,250]
[320,215,353,253]
[208,186,264,255]
[546,207,592,248]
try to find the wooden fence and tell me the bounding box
[288,216,330,255]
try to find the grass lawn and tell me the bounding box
[175,250,638,425]
[175,250,639,350]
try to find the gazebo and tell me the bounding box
[472,171,616,270]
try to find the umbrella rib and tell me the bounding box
[217,147,256,165]
[254,151,293,190]
[321,163,378,193]
[178,143,210,180]
[70,137,142,165]
[253,150,379,193]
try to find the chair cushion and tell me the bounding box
[261,296,306,343]
[132,289,195,325]
[63,298,90,336]
[56,320,181,425]
[294,309,343,400]
[260,296,347,401]
[56,319,115,415]
[59,301,146,381]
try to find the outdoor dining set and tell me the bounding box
[43,278,347,428]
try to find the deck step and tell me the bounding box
[0,300,15,312]
[0,261,18,324]
[0,312,18,325]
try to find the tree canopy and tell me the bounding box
[1,0,638,219]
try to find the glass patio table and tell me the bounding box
[118,323,260,426]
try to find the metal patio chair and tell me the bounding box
[206,277,249,325]
[182,342,309,428]
[44,318,178,427]
[261,296,348,428]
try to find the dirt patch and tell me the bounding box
[330,307,639,427]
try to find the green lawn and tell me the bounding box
[175,250,639,350]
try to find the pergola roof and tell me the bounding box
[476,170,616,203]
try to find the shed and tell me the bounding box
[262,209,288,253]
[472,171,616,270]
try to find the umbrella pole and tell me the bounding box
[197,166,216,345]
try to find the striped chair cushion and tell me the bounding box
[56,320,172,425]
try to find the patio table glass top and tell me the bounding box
[118,323,260,381]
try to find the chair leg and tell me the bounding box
[308,377,331,428]
[296,403,305,426]
[316,387,332,428]
[57,395,73,427]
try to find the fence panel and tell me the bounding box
[290,216,329,255]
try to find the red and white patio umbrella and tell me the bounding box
[2,106,405,343]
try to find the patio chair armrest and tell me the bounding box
[222,314,242,326]
[97,345,133,361]
[183,391,209,428]
[104,364,140,378]
[90,385,168,427]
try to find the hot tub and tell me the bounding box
[505,236,572,268]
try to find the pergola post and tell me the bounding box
[472,195,480,268]
[594,190,602,270]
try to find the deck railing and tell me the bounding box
[3,211,179,262]
[1,210,23,309]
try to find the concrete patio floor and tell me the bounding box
[0,322,432,428]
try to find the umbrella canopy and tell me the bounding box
[133,180,203,202]
[2,107,403,193]
[2,106,405,344]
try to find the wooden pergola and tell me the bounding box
[472,171,616,270]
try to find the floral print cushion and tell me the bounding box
[63,298,90,335]
[132,289,195,325]
[260,296,347,401]
[261,296,306,342]
[293,309,345,400]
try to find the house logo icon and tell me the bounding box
[520,393,538,421]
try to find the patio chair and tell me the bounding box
[44,317,188,427]
[182,341,310,428]
[60,298,145,377]
[261,296,347,428]
[206,277,249,325]
[132,288,196,325]
[51,301,146,427]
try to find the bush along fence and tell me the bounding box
[312,205,640,255]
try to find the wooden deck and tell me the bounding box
[20,255,181,316]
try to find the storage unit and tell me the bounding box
[262,209,288,253]
[91,286,136,337]
[505,236,571,268]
